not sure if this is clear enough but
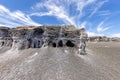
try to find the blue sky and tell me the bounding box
[0,0,120,37]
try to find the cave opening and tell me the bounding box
[58,40,63,47]
[66,40,75,47]
[52,43,56,47]
[27,38,32,48]
[38,40,41,48]
[1,41,4,46]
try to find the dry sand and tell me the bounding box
[0,42,120,80]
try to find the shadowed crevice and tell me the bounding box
[66,40,75,47]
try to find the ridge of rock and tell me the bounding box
[0,25,87,54]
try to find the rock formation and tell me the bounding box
[0,25,88,55]
[88,36,120,42]
[88,36,110,42]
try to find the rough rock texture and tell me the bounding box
[88,36,110,42]
[0,25,88,54]
[88,36,120,42]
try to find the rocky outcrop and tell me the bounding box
[88,36,120,42]
[88,36,110,42]
[0,25,88,54]
[110,37,120,42]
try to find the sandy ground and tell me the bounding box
[0,42,120,80]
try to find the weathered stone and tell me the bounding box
[88,36,120,42]
[0,25,88,54]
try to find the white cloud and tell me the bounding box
[0,5,41,27]
[79,21,87,28]
[73,0,96,18]
[111,33,120,38]
[97,21,110,32]
[98,10,111,16]
[31,0,75,26]
[0,0,108,28]
[31,0,96,27]
[89,0,108,17]
[87,31,105,37]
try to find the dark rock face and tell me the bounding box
[0,25,88,54]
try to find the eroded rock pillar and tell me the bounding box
[79,30,88,55]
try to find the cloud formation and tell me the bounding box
[97,21,110,32]
[111,33,120,38]
[0,5,40,27]
[87,31,105,37]
[31,0,104,28]
[89,0,108,17]
[0,0,108,28]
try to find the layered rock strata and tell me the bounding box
[0,25,88,54]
